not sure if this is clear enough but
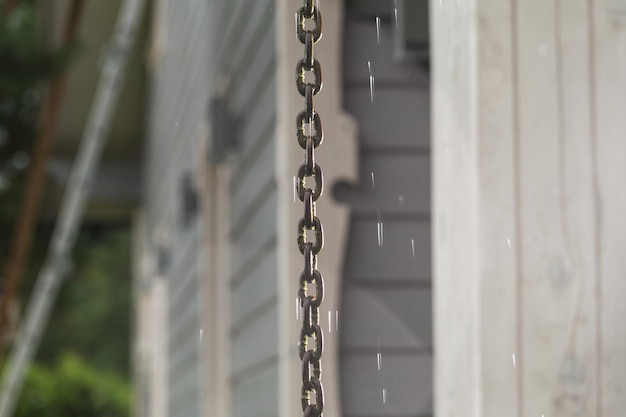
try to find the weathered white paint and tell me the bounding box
[198,122,233,417]
[433,0,626,415]
[276,1,358,417]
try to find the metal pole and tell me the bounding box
[0,0,146,414]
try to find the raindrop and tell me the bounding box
[393,0,398,26]
[382,388,387,404]
[335,310,339,332]
[411,238,415,258]
[368,61,375,103]
[11,151,30,170]
[507,238,512,249]
[377,352,382,371]
[377,220,384,247]
[328,310,332,333]
[370,171,375,190]
[376,17,381,44]
[512,353,516,368]
[294,12,299,33]
[199,328,204,344]
[296,297,301,320]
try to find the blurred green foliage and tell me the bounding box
[0,0,77,93]
[14,353,131,417]
[35,229,132,377]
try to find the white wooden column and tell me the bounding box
[432,0,626,416]
[276,1,358,417]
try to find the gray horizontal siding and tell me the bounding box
[338,11,432,417]
[226,1,278,417]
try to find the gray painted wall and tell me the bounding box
[337,9,433,417]
[224,1,279,417]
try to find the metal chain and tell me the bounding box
[296,1,324,417]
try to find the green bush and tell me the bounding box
[14,353,131,417]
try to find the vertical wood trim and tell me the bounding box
[475,0,520,415]
[276,1,358,417]
[199,123,233,417]
[592,1,626,414]
[432,0,482,415]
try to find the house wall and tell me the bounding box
[433,0,626,416]
[223,1,280,417]
[337,7,433,417]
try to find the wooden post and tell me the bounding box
[0,0,84,348]
[432,0,626,415]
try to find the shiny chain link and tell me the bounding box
[296,1,324,417]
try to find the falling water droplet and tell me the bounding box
[507,238,512,249]
[328,310,332,333]
[368,61,375,103]
[512,353,516,368]
[295,12,299,32]
[377,221,384,247]
[411,239,416,258]
[376,17,381,44]
[296,297,301,320]
[439,0,442,8]
[382,388,387,404]
[199,328,203,343]
[377,352,382,371]
[335,310,339,332]
[393,0,398,26]
[370,171,375,190]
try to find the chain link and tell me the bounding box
[296,2,324,417]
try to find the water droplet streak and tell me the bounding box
[512,353,516,368]
[411,239,415,258]
[376,17,381,44]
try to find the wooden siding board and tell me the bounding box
[340,285,432,350]
[339,13,432,417]
[232,305,279,376]
[335,154,430,214]
[344,87,430,149]
[342,16,429,85]
[232,249,278,325]
[340,355,433,416]
[232,186,277,265]
[233,368,279,417]
[231,137,276,223]
[344,218,431,282]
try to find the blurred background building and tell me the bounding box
[2,0,626,417]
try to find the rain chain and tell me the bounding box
[295,1,325,417]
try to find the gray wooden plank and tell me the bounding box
[232,248,278,325]
[232,135,276,223]
[342,17,429,84]
[339,285,432,350]
[344,218,431,282]
[340,355,432,416]
[231,187,277,269]
[233,367,278,417]
[345,87,430,149]
[232,305,278,376]
[333,154,430,214]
